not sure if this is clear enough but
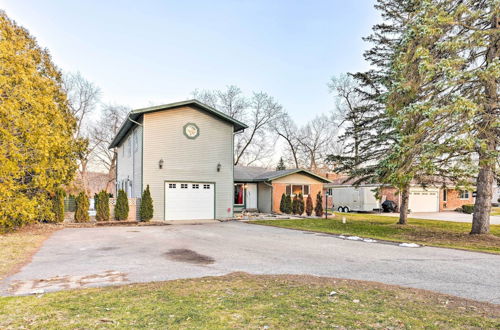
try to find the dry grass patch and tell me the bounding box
[0,273,498,329]
[0,224,60,281]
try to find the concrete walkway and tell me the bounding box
[382,211,500,225]
[2,222,499,304]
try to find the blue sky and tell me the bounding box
[2,0,379,122]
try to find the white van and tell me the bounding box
[328,185,380,212]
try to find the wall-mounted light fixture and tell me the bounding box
[217,163,221,172]
[159,158,164,169]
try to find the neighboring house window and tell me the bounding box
[234,183,244,205]
[443,189,447,202]
[459,190,470,199]
[285,184,311,196]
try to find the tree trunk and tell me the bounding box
[471,148,494,234]
[398,185,410,225]
[471,13,499,235]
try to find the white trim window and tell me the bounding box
[459,190,470,199]
[285,184,310,196]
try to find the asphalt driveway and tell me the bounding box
[2,222,499,304]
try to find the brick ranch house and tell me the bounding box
[323,175,475,213]
[234,166,331,213]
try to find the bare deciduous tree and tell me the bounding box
[91,104,129,192]
[63,71,101,138]
[273,112,301,168]
[193,86,282,166]
[63,72,101,192]
[328,74,366,166]
[297,114,336,171]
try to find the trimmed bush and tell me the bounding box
[462,204,475,214]
[114,189,129,220]
[292,195,299,214]
[52,188,65,223]
[279,193,287,213]
[315,192,323,217]
[96,190,110,221]
[305,194,313,216]
[284,194,292,214]
[74,192,89,223]
[297,193,305,215]
[139,185,154,221]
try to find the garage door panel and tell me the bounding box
[165,182,214,220]
[409,189,439,212]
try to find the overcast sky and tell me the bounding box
[2,0,379,123]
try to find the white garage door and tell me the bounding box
[408,189,439,212]
[165,182,215,220]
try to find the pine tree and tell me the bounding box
[114,189,129,220]
[139,185,154,221]
[279,193,287,213]
[284,194,292,214]
[52,188,65,223]
[315,192,323,217]
[276,157,286,171]
[305,194,313,216]
[96,190,110,221]
[327,0,455,225]
[74,192,89,223]
[0,11,81,231]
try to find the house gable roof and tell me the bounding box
[234,166,331,183]
[109,99,248,148]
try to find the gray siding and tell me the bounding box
[143,106,234,220]
[116,124,143,198]
[258,182,272,213]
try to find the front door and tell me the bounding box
[246,183,257,209]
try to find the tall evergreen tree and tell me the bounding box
[276,157,286,171]
[328,0,422,224]
[0,11,81,231]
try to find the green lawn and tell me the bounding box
[1,273,498,329]
[251,213,500,254]
[492,207,500,216]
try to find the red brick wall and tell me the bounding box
[440,189,474,211]
[381,187,399,208]
[273,183,324,213]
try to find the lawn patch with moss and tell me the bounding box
[251,213,500,254]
